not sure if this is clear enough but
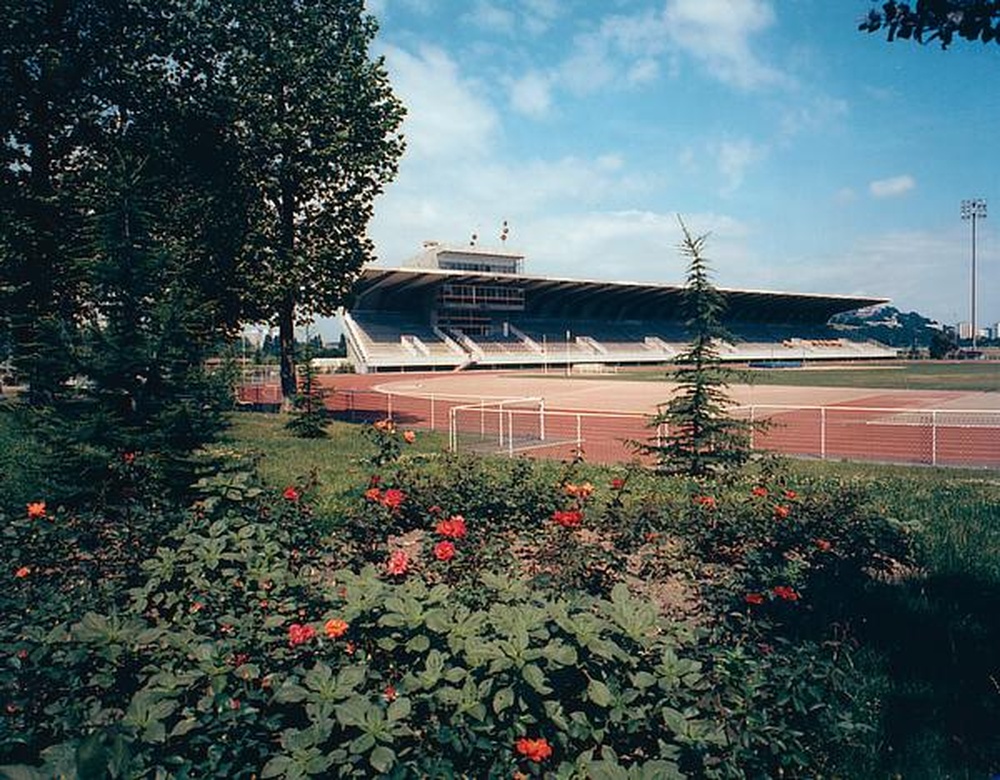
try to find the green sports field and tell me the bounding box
[568,360,1000,392]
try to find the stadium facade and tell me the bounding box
[342,242,895,373]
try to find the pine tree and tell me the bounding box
[638,218,754,477]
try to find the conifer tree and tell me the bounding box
[638,218,754,477]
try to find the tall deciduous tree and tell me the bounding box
[859,1,1000,47]
[213,0,406,402]
[0,0,131,401]
[637,218,754,478]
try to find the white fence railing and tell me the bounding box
[237,384,1000,469]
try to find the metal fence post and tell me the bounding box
[508,410,514,457]
[430,394,435,431]
[387,392,393,421]
[539,399,546,441]
[820,407,827,460]
[749,406,756,450]
[576,414,582,450]
[931,409,938,466]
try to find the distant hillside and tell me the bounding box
[830,306,948,351]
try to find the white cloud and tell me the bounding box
[381,44,498,161]
[508,71,553,118]
[662,0,789,90]
[869,175,916,199]
[715,138,767,194]
[778,95,849,139]
[463,1,515,34]
[626,58,659,85]
[834,187,857,204]
[521,0,563,35]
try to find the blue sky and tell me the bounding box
[362,0,1000,329]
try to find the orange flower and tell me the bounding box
[815,538,832,552]
[373,418,395,433]
[784,489,798,499]
[744,592,765,605]
[552,509,583,528]
[751,486,768,498]
[433,541,455,562]
[514,737,553,763]
[381,488,406,509]
[288,623,316,646]
[14,566,30,579]
[324,618,349,639]
[282,486,300,501]
[694,495,717,509]
[364,487,382,502]
[26,501,46,519]
[564,482,594,499]
[774,504,790,519]
[435,515,467,539]
[403,430,416,444]
[386,550,409,576]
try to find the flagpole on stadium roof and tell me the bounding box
[961,198,987,352]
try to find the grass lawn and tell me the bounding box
[557,360,1000,392]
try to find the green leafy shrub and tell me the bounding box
[1,458,891,779]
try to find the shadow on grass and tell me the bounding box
[864,575,1000,778]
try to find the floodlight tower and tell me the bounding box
[960,198,987,351]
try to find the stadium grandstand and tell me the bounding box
[342,241,897,373]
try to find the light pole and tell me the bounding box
[961,198,987,351]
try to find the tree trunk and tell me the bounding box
[279,295,296,409]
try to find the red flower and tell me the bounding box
[552,509,583,528]
[383,685,397,702]
[815,538,832,552]
[231,652,251,667]
[288,623,316,646]
[435,515,467,539]
[695,495,717,509]
[515,737,553,763]
[282,486,300,501]
[189,601,205,613]
[381,488,405,509]
[122,451,136,465]
[744,592,765,605]
[433,541,456,562]
[428,504,443,515]
[774,504,791,519]
[403,430,416,444]
[26,501,46,520]
[610,477,626,490]
[14,566,30,579]
[784,489,798,500]
[364,487,382,502]
[772,585,799,602]
[751,486,768,498]
[386,550,409,576]
[325,618,349,638]
[345,641,356,655]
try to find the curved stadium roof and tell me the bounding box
[351,267,888,325]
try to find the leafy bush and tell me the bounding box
[1,424,913,778]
